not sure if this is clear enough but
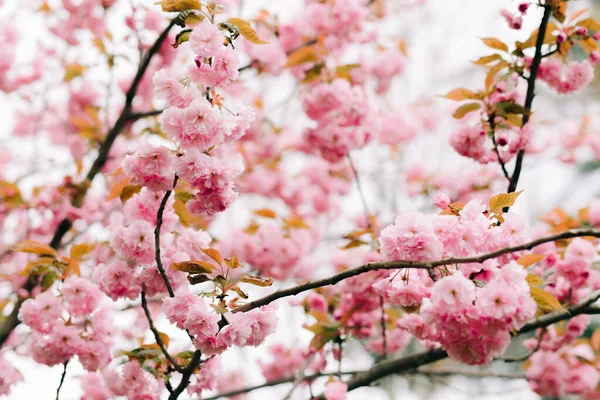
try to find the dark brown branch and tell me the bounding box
[329,288,600,397]
[168,350,202,400]
[129,109,165,120]
[56,361,68,400]
[154,175,179,298]
[0,14,181,349]
[141,286,182,372]
[507,4,552,194]
[202,371,360,400]
[231,229,600,315]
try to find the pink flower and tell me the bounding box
[189,21,224,58]
[81,373,112,400]
[110,220,155,264]
[565,363,600,394]
[219,312,252,347]
[61,276,103,317]
[379,212,444,261]
[433,193,451,209]
[163,293,203,330]
[183,305,220,338]
[19,290,63,333]
[324,381,347,400]
[0,355,22,397]
[430,272,476,312]
[93,261,140,301]
[122,143,175,192]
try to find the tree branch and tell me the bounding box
[168,350,202,400]
[141,286,182,372]
[128,109,165,120]
[0,13,182,349]
[507,4,552,194]
[230,229,600,315]
[319,288,600,397]
[55,361,68,400]
[154,175,179,298]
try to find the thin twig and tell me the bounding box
[154,175,179,298]
[496,327,546,362]
[507,4,552,195]
[347,154,372,231]
[55,362,68,400]
[380,296,388,359]
[141,286,183,372]
[168,350,202,400]
[129,109,165,120]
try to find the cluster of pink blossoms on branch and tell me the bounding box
[4,1,600,400]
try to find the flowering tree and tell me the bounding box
[2,0,600,398]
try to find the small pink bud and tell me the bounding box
[496,132,509,147]
[518,2,529,13]
[556,32,568,43]
[594,32,600,40]
[511,16,523,30]
[575,27,589,36]
[433,193,451,210]
[590,50,600,64]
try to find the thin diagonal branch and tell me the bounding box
[230,229,600,316]
[129,109,165,120]
[154,175,179,298]
[316,288,600,398]
[55,361,68,400]
[168,350,202,400]
[141,286,182,372]
[507,4,552,195]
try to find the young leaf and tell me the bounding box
[443,88,477,101]
[489,190,523,212]
[70,243,97,260]
[530,287,564,312]
[201,248,223,266]
[526,273,545,286]
[240,275,273,287]
[172,260,215,274]
[253,208,277,218]
[230,285,249,299]
[172,29,192,48]
[13,240,58,258]
[453,102,481,119]
[480,37,509,52]
[568,8,589,23]
[157,0,202,12]
[120,185,142,203]
[285,46,319,68]
[224,253,242,269]
[517,254,546,268]
[472,54,503,66]
[577,17,600,31]
[226,18,268,44]
[107,177,132,201]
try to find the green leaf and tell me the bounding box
[172,29,192,48]
[453,102,481,119]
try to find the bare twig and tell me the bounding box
[55,362,68,400]
[154,175,179,298]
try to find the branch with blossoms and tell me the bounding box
[0,11,184,349]
[226,228,600,316]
